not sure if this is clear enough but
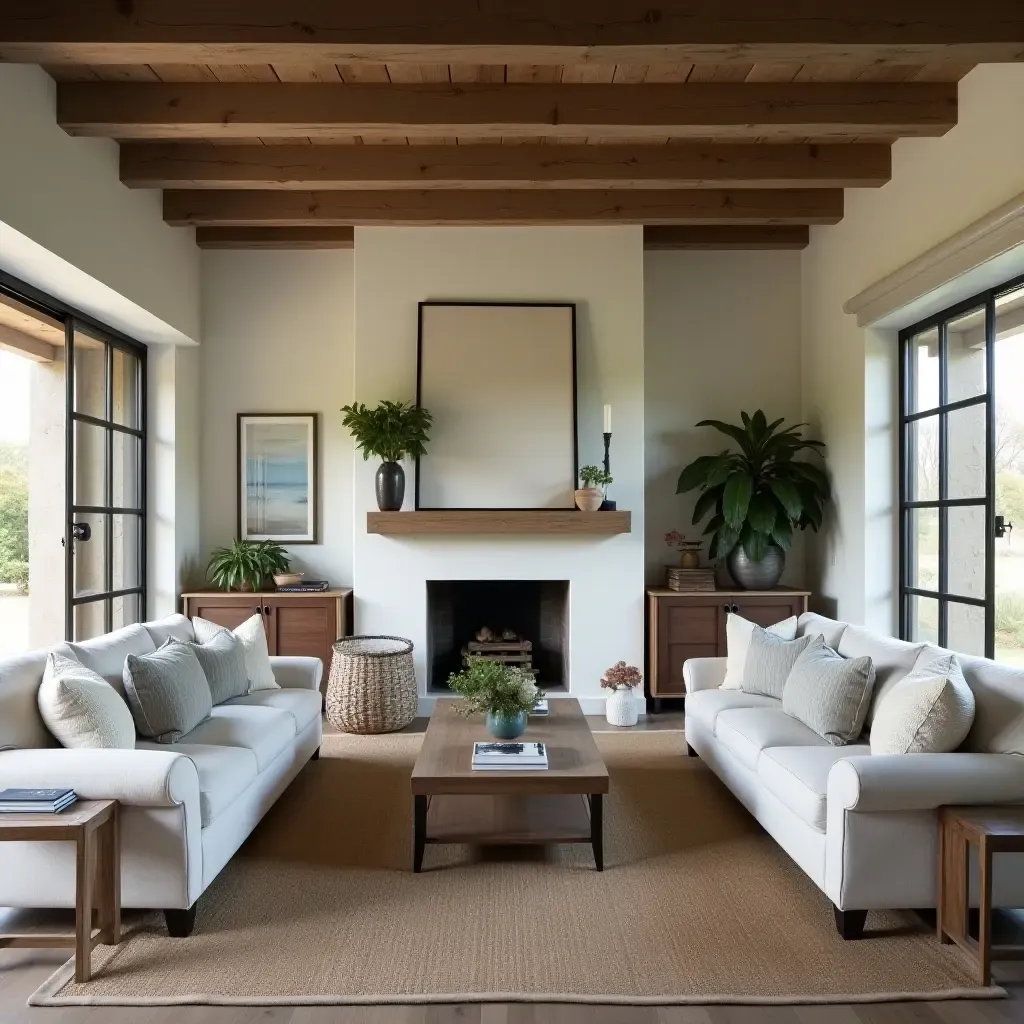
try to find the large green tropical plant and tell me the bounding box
[676,411,830,563]
[207,540,290,591]
[339,400,433,463]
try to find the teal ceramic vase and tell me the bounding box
[486,710,528,739]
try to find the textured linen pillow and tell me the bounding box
[870,651,975,755]
[171,630,249,705]
[37,652,136,749]
[123,640,213,744]
[782,642,876,746]
[721,613,799,689]
[740,630,819,700]
[193,614,279,692]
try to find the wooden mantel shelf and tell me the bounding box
[366,510,631,536]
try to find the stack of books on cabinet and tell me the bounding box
[665,567,717,592]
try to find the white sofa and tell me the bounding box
[684,611,1024,939]
[0,614,323,936]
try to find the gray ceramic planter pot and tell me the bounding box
[375,462,405,511]
[727,544,786,590]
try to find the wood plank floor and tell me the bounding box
[3,714,1024,1021]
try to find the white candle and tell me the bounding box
[603,405,612,433]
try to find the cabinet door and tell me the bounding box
[731,596,805,631]
[185,595,265,633]
[265,598,337,671]
[656,599,721,696]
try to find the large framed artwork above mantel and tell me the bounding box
[415,301,578,510]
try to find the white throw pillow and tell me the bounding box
[721,613,798,689]
[870,651,975,755]
[192,614,279,692]
[37,652,136,750]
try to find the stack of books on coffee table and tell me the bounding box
[471,742,549,771]
[0,788,77,813]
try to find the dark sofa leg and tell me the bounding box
[834,907,867,940]
[164,905,197,938]
[311,746,321,761]
[685,741,698,757]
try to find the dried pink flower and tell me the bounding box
[601,660,642,690]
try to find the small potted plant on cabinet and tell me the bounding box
[206,539,291,592]
[576,465,612,512]
[340,399,434,511]
[602,661,642,727]
[447,658,545,739]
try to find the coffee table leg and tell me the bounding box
[590,794,603,871]
[413,795,427,873]
[75,829,93,983]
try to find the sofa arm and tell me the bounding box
[829,753,1024,813]
[0,747,200,808]
[683,658,727,693]
[270,656,323,691]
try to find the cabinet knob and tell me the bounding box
[263,605,271,615]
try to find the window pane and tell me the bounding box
[73,420,107,507]
[113,432,139,509]
[73,329,107,419]
[111,592,140,631]
[948,601,987,657]
[74,599,107,642]
[909,507,939,591]
[910,328,940,413]
[908,417,939,501]
[946,305,988,403]
[947,504,987,600]
[947,404,987,499]
[112,348,140,428]
[909,594,939,644]
[73,512,107,598]
[112,514,140,591]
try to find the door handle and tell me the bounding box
[71,522,92,542]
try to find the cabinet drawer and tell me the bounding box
[665,603,719,644]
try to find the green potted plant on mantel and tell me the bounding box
[447,658,545,739]
[576,465,613,512]
[206,539,291,592]
[676,411,830,590]
[340,400,433,511]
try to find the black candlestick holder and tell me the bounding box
[601,431,616,511]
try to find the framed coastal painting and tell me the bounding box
[237,413,318,543]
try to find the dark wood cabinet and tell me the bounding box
[181,589,353,695]
[646,587,810,698]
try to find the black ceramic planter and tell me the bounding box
[375,462,406,511]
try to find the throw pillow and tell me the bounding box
[37,652,136,750]
[721,613,799,690]
[193,614,279,692]
[782,643,876,746]
[740,629,819,700]
[170,631,249,705]
[122,640,213,744]
[870,651,975,755]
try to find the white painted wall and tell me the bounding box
[802,63,1024,628]
[352,227,644,712]
[199,251,355,589]
[644,250,804,588]
[0,65,200,344]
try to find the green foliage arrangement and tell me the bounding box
[206,539,290,592]
[579,464,612,488]
[339,400,433,463]
[0,450,28,593]
[447,658,544,719]
[676,411,830,563]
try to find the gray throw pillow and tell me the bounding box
[123,640,213,744]
[741,629,819,700]
[170,631,249,705]
[783,642,876,746]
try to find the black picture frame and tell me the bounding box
[414,300,579,511]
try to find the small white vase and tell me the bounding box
[605,687,639,727]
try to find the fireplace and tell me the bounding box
[426,580,569,693]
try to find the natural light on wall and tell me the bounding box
[0,350,30,654]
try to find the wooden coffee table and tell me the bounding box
[411,698,610,871]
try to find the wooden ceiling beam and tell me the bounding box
[2,2,1023,65]
[643,225,809,250]
[0,323,57,362]
[196,227,355,249]
[164,188,844,226]
[57,82,956,140]
[122,142,892,190]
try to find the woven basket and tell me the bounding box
[325,635,417,734]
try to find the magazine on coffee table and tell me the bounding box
[471,741,549,771]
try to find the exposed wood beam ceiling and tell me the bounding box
[4,2,1019,247]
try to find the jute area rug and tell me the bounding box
[32,729,1000,1006]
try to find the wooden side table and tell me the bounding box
[938,805,1024,986]
[0,799,120,983]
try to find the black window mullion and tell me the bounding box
[938,320,949,647]
[138,345,147,622]
[985,292,997,659]
[104,338,114,634]
[64,319,75,640]
[899,333,908,641]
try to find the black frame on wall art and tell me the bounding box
[414,301,579,511]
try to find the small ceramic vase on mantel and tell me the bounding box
[574,487,603,512]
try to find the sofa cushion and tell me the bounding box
[173,632,249,705]
[722,613,798,690]
[837,625,925,724]
[226,688,323,733]
[38,652,136,750]
[123,641,214,744]
[0,649,54,751]
[193,615,279,693]
[685,689,780,735]
[145,614,195,648]
[59,623,157,698]
[757,744,869,831]
[950,651,1024,755]
[180,704,296,770]
[796,612,850,650]
[741,631,819,700]
[137,739,258,826]
[715,708,829,771]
